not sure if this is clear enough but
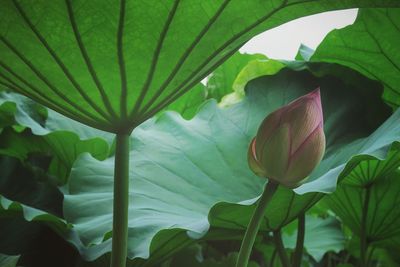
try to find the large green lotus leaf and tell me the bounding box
[1,1,399,132]
[311,8,400,108]
[62,68,400,263]
[322,144,400,249]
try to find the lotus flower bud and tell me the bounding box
[248,89,325,188]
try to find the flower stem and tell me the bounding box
[235,181,279,267]
[292,212,305,267]
[273,229,291,267]
[110,133,130,267]
[360,186,371,267]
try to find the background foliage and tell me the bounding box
[0,5,399,267]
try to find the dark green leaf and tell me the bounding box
[311,8,400,108]
[322,144,400,249]
[0,92,112,183]
[0,156,62,215]
[0,254,20,267]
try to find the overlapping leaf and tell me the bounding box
[61,67,400,264]
[0,92,112,183]
[311,8,400,108]
[207,52,267,102]
[166,52,268,119]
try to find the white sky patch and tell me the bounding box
[240,9,358,60]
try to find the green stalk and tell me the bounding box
[292,212,305,267]
[366,246,376,267]
[269,249,277,267]
[360,186,371,267]
[110,133,130,267]
[235,181,279,267]
[273,229,291,267]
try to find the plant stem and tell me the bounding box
[292,212,305,267]
[366,246,376,267]
[110,133,130,267]
[327,252,332,267]
[235,181,279,267]
[360,186,371,267]
[269,248,277,267]
[273,229,291,267]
